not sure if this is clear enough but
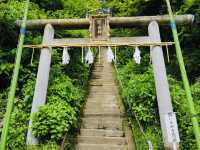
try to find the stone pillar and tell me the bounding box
[148,21,179,149]
[26,24,54,145]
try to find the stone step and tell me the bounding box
[84,102,119,108]
[77,136,127,145]
[81,117,123,130]
[84,111,123,117]
[88,92,117,97]
[93,65,104,67]
[76,143,128,150]
[89,86,117,91]
[86,98,118,103]
[85,103,118,109]
[89,83,103,86]
[80,129,124,137]
[89,87,116,90]
[84,107,120,114]
[89,79,114,83]
[75,49,135,149]
[86,98,117,102]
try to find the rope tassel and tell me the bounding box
[107,46,115,63]
[85,47,94,64]
[62,47,70,65]
[133,46,141,64]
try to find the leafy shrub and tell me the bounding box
[0,92,7,120]
[48,72,84,111]
[192,79,200,107]
[117,61,200,149]
[32,64,85,143]
[121,69,157,124]
[7,108,29,150]
[32,100,76,142]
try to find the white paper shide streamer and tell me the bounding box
[62,47,70,65]
[107,46,115,63]
[133,47,141,64]
[85,47,94,64]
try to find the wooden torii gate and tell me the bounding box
[17,14,194,149]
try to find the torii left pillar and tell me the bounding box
[27,24,54,145]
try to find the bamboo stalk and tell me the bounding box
[0,0,30,149]
[165,0,200,149]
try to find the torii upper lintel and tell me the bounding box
[16,14,194,29]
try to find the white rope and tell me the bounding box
[62,47,70,65]
[133,46,141,64]
[147,140,154,150]
[30,48,35,65]
[85,47,94,64]
[114,46,117,63]
[99,46,101,64]
[166,45,170,63]
[107,46,115,63]
[81,46,84,63]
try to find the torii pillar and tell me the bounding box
[26,24,54,145]
[149,21,179,149]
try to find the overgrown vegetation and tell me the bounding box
[0,0,200,149]
[116,59,200,149]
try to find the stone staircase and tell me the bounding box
[75,48,135,150]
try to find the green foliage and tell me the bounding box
[0,92,7,121]
[120,67,156,124]
[0,0,199,149]
[17,78,36,111]
[31,51,88,144]
[192,79,200,106]
[32,100,77,142]
[117,60,199,149]
[7,108,29,150]
[0,1,46,20]
[48,75,83,110]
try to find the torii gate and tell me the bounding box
[17,14,194,149]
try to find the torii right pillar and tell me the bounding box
[148,21,180,150]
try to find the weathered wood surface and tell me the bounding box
[52,37,151,46]
[16,15,194,29]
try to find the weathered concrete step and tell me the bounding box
[84,108,120,114]
[89,88,117,92]
[93,65,104,67]
[90,78,114,81]
[81,117,123,130]
[91,75,103,78]
[85,98,117,102]
[83,114,123,118]
[76,143,128,150]
[88,92,117,97]
[89,83,103,86]
[84,111,123,117]
[89,87,117,92]
[80,129,124,137]
[85,103,118,110]
[86,97,117,101]
[89,79,114,83]
[77,136,127,145]
[89,82,115,86]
